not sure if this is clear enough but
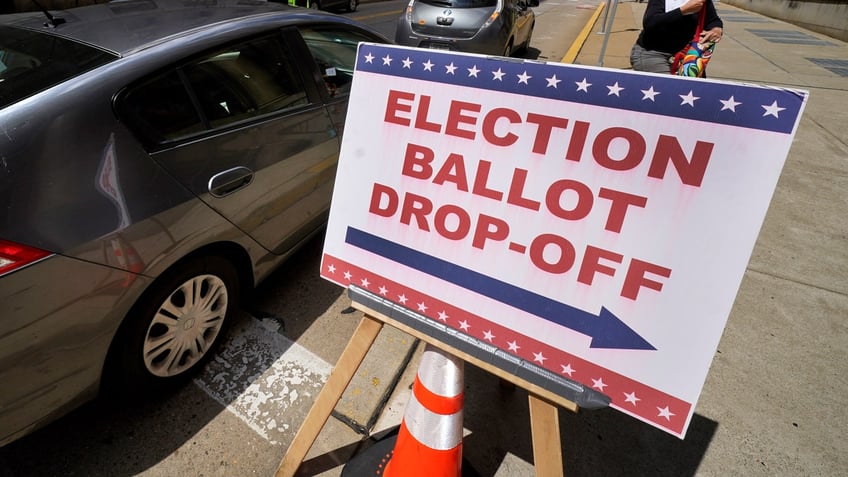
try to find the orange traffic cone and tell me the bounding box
[343,344,469,476]
[384,344,464,476]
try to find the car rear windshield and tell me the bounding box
[417,0,498,8]
[0,26,117,109]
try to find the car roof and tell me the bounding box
[0,0,308,56]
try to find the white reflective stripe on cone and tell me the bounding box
[403,395,463,451]
[417,346,464,397]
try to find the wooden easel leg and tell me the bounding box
[529,394,565,477]
[274,314,384,477]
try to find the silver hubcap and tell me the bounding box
[143,274,228,377]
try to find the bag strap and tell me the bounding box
[693,6,707,41]
[671,6,708,74]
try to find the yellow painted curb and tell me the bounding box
[561,2,606,64]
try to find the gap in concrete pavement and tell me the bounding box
[331,323,420,435]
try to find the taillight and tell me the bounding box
[0,239,51,276]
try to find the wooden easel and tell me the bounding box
[275,301,579,477]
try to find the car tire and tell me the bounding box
[503,40,513,58]
[345,0,357,12]
[103,255,240,397]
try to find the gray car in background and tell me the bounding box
[0,0,387,446]
[394,0,537,57]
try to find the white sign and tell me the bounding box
[665,0,687,13]
[321,44,807,437]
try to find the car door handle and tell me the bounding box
[208,166,254,198]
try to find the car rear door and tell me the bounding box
[119,27,339,255]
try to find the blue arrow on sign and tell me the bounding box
[345,227,655,351]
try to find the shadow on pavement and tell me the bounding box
[521,46,542,61]
[0,385,225,476]
[461,364,717,476]
[247,232,347,345]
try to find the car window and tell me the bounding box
[182,34,308,129]
[120,70,205,143]
[300,26,376,99]
[120,32,309,146]
[0,26,117,109]
[416,0,498,8]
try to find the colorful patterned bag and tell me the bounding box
[671,7,715,77]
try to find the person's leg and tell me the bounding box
[630,43,672,74]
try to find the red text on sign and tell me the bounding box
[384,89,714,187]
[369,183,670,300]
[402,143,648,234]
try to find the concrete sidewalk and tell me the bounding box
[306,2,848,476]
[542,2,847,474]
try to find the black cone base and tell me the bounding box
[341,428,479,477]
[341,433,397,476]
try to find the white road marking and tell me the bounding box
[195,317,332,445]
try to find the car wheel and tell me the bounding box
[345,0,357,12]
[103,255,239,396]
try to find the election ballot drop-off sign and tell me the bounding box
[320,43,807,437]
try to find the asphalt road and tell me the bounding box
[0,2,596,476]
